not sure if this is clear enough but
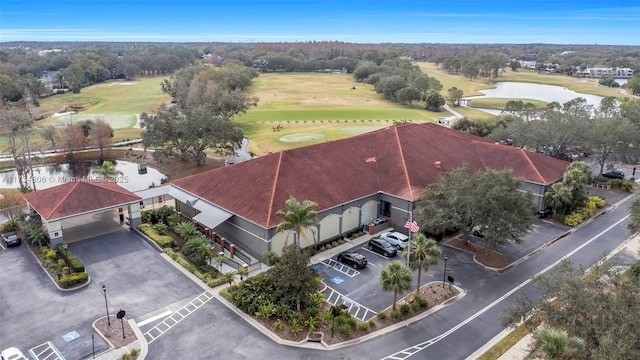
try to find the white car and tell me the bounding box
[379,231,410,249]
[1,347,28,360]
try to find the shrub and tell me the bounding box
[130,349,139,356]
[414,294,429,308]
[46,249,57,260]
[357,322,369,331]
[410,300,421,312]
[338,324,353,336]
[57,244,85,272]
[57,259,66,267]
[590,196,606,208]
[152,223,168,235]
[564,212,584,227]
[389,310,401,320]
[0,220,19,232]
[621,180,635,192]
[139,223,176,248]
[399,303,412,315]
[59,272,89,288]
[368,319,376,328]
[377,311,387,320]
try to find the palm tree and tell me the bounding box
[275,197,320,247]
[404,234,442,293]
[93,161,123,181]
[380,261,413,310]
[533,327,584,359]
[544,183,574,215]
[175,221,199,241]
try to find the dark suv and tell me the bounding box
[602,170,625,179]
[337,251,368,269]
[368,237,397,257]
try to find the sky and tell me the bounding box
[0,0,639,45]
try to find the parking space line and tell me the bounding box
[321,259,360,277]
[137,310,173,327]
[322,283,378,321]
[29,341,65,360]
[143,291,214,344]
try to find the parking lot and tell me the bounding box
[0,230,205,360]
[314,219,569,320]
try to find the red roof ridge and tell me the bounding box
[265,151,284,228]
[520,147,544,182]
[47,181,81,219]
[394,126,414,200]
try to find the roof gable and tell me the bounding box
[173,123,569,227]
[23,180,142,220]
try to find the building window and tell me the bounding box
[380,201,391,217]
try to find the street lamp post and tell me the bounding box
[102,285,111,325]
[442,255,448,288]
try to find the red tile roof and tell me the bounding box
[173,123,569,228]
[23,180,142,220]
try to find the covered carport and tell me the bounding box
[23,180,143,246]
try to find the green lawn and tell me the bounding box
[238,72,445,154]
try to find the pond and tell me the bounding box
[0,160,167,192]
[464,82,604,115]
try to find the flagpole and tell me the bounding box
[406,213,412,267]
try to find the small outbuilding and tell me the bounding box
[23,180,143,246]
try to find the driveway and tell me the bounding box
[0,230,204,360]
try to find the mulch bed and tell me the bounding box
[253,282,459,345]
[94,316,137,349]
[446,238,513,269]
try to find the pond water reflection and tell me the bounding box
[464,82,604,115]
[0,160,166,192]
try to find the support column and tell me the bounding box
[128,202,142,228]
[46,220,63,247]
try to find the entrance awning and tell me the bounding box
[193,207,232,229]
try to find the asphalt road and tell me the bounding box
[0,230,204,360]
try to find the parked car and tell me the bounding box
[1,232,21,247]
[1,347,28,360]
[472,225,487,238]
[602,170,625,179]
[368,237,398,257]
[538,207,554,219]
[336,251,368,269]
[379,231,410,249]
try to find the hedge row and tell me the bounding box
[56,244,85,273]
[139,223,176,248]
[59,272,89,288]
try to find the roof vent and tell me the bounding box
[268,151,273,155]
[433,161,442,169]
[365,157,377,163]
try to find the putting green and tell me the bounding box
[279,133,327,142]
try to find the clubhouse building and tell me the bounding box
[165,122,569,258]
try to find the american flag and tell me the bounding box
[404,217,420,233]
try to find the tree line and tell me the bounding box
[453,97,640,172]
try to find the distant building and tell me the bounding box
[576,67,634,79]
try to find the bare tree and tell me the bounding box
[88,117,113,159]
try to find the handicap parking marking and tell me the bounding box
[29,341,66,360]
[330,276,344,284]
[61,330,80,342]
[320,259,360,277]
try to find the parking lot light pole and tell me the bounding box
[442,255,448,288]
[102,285,111,325]
[63,244,68,264]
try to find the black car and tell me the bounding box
[602,170,625,179]
[368,237,398,257]
[1,232,21,247]
[538,207,553,219]
[336,251,368,269]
